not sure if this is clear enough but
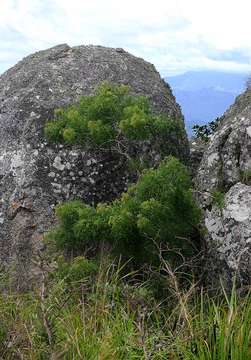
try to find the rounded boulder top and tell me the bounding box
[0,43,187,149]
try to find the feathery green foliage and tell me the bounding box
[212,190,225,210]
[44,82,183,149]
[49,156,200,265]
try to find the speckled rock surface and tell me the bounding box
[189,138,207,177]
[204,183,251,290]
[0,44,188,289]
[196,88,251,289]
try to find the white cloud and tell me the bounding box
[0,0,250,75]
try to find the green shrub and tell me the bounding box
[44,82,183,152]
[54,256,98,285]
[240,169,251,185]
[50,157,201,265]
[212,190,225,210]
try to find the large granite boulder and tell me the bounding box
[0,44,188,289]
[196,88,251,290]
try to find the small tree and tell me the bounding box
[45,82,183,159]
[49,157,201,266]
[192,117,221,141]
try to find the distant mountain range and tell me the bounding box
[166,71,248,136]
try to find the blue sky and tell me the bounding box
[1,0,251,76]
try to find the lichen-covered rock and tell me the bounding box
[189,138,208,177]
[196,88,251,289]
[204,183,251,290]
[0,44,188,289]
[196,106,251,200]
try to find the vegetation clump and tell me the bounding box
[49,156,200,265]
[193,117,221,141]
[212,190,225,210]
[240,169,251,185]
[53,256,98,286]
[45,82,183,152]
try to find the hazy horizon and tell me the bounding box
[167,70,248,135]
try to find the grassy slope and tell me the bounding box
[0,256,250,360]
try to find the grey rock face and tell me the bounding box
[0,44,188,289]
[189,138,207,177]
[204,183,251,289]
[196,88,251,289]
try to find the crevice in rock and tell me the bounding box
[235,142,241,169]
[217,128,232,192]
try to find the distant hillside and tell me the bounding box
[166,71,248,136]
